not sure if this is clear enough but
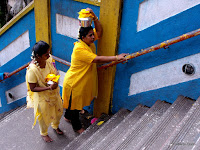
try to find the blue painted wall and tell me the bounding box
[112,1,200,113]
[50,0,100,72]
[0,10,36,113]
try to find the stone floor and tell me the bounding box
[0,106,80,150]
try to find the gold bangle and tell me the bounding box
[116,55,119,61]
[93,17,98,21]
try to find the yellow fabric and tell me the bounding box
[45,74,60,83]
[62,30,99,110]
[78,9,94,18]
[26,55,63,129]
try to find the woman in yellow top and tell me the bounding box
[62,8,127,134]
[26,41,63,142]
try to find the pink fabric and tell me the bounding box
[91,118,98,124]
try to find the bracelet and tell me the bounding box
[115,55,119,61]
[93,17,98,21]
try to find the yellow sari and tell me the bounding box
[62,29,99,110]
[26,56,63,128]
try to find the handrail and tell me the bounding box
[98,28,200,70]
[1,28,200,82]
[0,55,71,82]
[52,55,71,66]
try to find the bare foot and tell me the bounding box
[76,128,85,134]
[41,135,53,142]
[64,117,71,123]
[54,128,64,135]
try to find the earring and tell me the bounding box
[31,51,34,60]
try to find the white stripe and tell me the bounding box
[129,53,200,96]
[0,31,30,66]
[56,14,80,39]
[58,70,66,87]
[6,82,27,104]
[137,0,200,31]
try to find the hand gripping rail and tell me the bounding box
[98,28,200,70]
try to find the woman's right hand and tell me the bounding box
[49,82,58,90]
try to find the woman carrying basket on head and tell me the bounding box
[62,8,128,134]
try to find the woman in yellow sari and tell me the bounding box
[62,8,127,134]
[26,41,63,142]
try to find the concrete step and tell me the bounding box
[134,95,195,150]
[63,109,129,150]
[93,100,170,150]
[0,106,78,150]
[76,104,149,150]
[161,96,200,150]
[192,138,200,150]
[114,100,171,150]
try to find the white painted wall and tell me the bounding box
[56,14,80,39]
[6,82,27,104]
[129,53,200,96]
[58,70,66,87]
[4,70,65,105]
[137,0,200,31]
[0,31,30,66]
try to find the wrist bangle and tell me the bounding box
[116,55,119,61]
[93,17,98,21]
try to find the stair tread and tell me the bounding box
[161,96,200,150]
[64,108,130,150]
[93,100,170,150]
[76,105,149,150]
[114,100,171,150]
[134,95,195,150]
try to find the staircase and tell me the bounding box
[1,95,200,150]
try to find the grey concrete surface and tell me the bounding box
[0,106,78,150]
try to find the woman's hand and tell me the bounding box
[86,8,96,19]
[86,8,102,38]
[49,82,58,90]
[116,53,129,61]
[3,72,9,79]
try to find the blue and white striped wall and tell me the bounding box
[112,0,200,113]
[2,0,199,115]
[50,0,99,73]
[50,0,100,94]
[0,0,100,114]
[0,8,35,114]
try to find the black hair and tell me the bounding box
[78,26,93,40]
[32,41,50,58]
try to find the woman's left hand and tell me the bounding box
[49,82,58,90]
[117,53,129,61]
[86,8,96,19]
